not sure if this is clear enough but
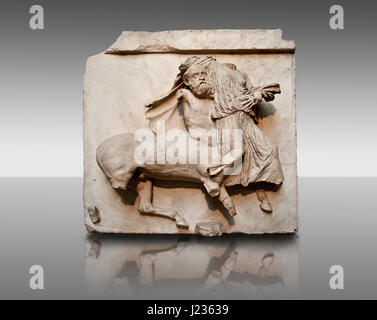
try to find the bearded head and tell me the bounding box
[173,56,258,119]
[172,56,216,99]
[182,64,214,98]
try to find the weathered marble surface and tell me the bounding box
[106,29,295,54]
[83,30,297,235]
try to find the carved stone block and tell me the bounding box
[83,29,297,235]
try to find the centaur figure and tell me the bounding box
[96,56,284,228]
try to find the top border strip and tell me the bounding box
[105,29,296,55]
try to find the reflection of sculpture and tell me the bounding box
[96,56,284,229]
[85,235,298,299]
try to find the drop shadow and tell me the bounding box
[228,181,282,197]
[254,101,276,121]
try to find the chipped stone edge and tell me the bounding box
[104,29,295,55]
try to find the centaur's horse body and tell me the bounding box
[96,88,274,228]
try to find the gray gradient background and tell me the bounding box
[0,0,376,299]
[1,0,376,177]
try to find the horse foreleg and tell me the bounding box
[137,179,188,229]
[256,189,273,213]
[219,185,237,216]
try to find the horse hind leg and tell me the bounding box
[219,185,237,217]
[137,179,188,229]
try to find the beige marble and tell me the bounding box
[83,30,297,235]
[106,29,295,54]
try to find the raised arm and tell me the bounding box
[144,82,184,108]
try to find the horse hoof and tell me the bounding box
[175,215,189,229]
[228,207,237,216]
[223,198,237,216]
[204,181,220,197]
[208,189,220,197]
[260,200,273,213]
